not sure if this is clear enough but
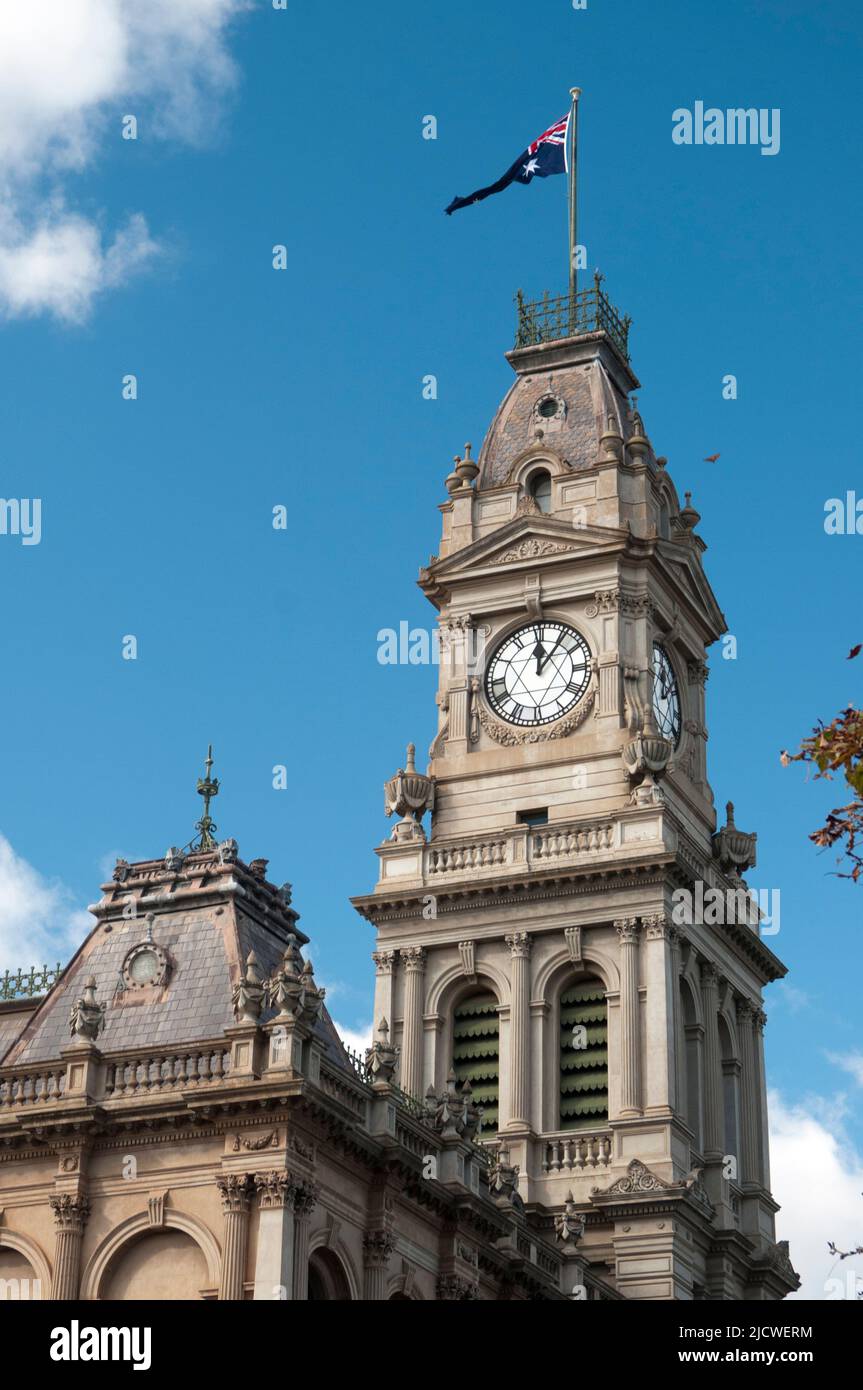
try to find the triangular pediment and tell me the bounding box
[425,516,626,582]
[651,542,727,643]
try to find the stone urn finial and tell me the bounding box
[554,1190,586,1247]
[622,724,673,806]
[712,800,757,880]
[365,1016,399,1087]
[232,950,265,1023]
[384,743,435,843]
[69,975,106,1044]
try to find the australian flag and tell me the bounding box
[445,114,569,215]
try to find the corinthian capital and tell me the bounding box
[642,913,669,940]
[217,1173,254,1214]
[372,950,397,976]
[253,1170,297,1210]
[505,932,532,958]
[401,947,427,973]
[614,918,641,945]
[49,1194,91,1235]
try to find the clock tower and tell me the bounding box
[352,280,797,1300]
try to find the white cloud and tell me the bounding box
[828,1052,863,1088]
[0,210,158,324]
[770,1089,863,1300]
[0,834,90,976]
[0,0,247,322]
[333,1021,373,1057]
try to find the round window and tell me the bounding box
[128,949,160,984]
[538,397,559,419]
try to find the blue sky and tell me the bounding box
[0,0,860,1296]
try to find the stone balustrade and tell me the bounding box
[422,817,619,883]
[0,1065,66,1107]
[542,1130,612,1174]
[104,1046,231,1097]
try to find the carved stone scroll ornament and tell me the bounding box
[468,677,481,744]
[489,539,578,566]
[479,685,596,747]
[591,1159,669,1197]
[428,691,449,762]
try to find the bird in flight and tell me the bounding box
[848,644,861,660]
[704,453,721,463]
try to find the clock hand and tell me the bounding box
[532,642,546,676]
[538,634,564,674]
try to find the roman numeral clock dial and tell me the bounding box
[484,622,592,727]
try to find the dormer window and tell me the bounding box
[528,470,552,514]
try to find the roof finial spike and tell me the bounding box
[194,744,220,850]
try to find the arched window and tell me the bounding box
[0,1246,38,1300]
[658,499,671,539]
[452,991,499,1133]
[308,1249,352,1301]
[718,1014,741,1177]
[679,979,704,1152]
[559,977,608,1130]
[100,1229,209,1301]
[528,470,552,514]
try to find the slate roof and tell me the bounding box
[477,350,651,490]
[1,850,353,1074]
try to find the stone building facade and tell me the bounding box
[0,287,797,1300]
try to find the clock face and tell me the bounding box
[485,622,591,727]
[652,644,682,745]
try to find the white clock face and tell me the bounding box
[652,644,682,745]
[485,622,591,727]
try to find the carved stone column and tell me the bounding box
[401,947,426,1099]
[670,928,685,1113]
[217,1174,254,1300]
[699,962,723,1156]
[252,1170,296,1300]
[736,999,761,1187]
[505,932,532,1129]
[642,915,675,1114]
[362,1230,395,1300]
[754,1008,771,1189]
[292,1182,318,1300]
[615,919,642,1117]
[49,1194,90,1300]
[372,950,397,1039]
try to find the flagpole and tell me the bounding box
[568,87,581,312]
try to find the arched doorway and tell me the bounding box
[101,1229,209,1300]
[307,1248,352,1300]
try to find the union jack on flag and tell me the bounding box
[445,113,570,215]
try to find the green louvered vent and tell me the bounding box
[560,977,608,1131]
[452,992,499,1133]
